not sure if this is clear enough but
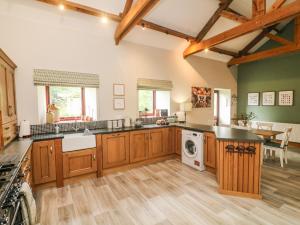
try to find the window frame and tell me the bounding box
[45,86,86,121]
[139,90,172,117]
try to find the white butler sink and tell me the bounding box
[62,133,96,152]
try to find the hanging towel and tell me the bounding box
[20,182,37,225]
[20,196,30,225]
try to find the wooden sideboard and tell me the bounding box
[0,49,17,149]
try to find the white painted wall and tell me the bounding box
[0,0,237,125]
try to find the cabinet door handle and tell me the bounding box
[92,154,96,160]
[50,146,53,154]
[4,127,10,131]
[4,136,11,141]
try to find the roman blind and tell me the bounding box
[137,78,173,90]
[33,69,99,88]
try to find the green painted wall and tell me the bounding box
[237,21,300,124]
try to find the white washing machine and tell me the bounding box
[182,129,205,171]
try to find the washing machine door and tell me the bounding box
[184,139,197,158]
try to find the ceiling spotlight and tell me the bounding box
[204,48,209,53]
[101,16,108,24]
[58,4,65,11]
[141,23,146,30]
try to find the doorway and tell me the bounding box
[214,88,231,126]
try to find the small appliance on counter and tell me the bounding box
[124,117,131,127]
[19,120,31,138]
[134,119,143,128]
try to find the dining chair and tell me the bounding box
[256,122,273,131]
[263,128,292,167]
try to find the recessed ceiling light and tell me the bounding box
[58,4,65,11]
[204,48,209,53]
[141,24,146,30]
[101,16,108,24]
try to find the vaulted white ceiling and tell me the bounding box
[68,0,295,62]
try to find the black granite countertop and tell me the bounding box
[31,133,64,142]
[29,122,263,142]
[0,139,32,163]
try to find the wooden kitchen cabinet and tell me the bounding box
[130,130,149,163]
[0,49,17,148]
[63,148,97,178]
[102,132,130,169]
[204,132,216,169]
[149,128,165,158]
[175,128,182,155]
[32,140,56,185]
[164,127,175,155]
[21,146,33,187]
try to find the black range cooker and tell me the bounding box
[0,159,24,225]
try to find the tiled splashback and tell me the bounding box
[30,116,175,135]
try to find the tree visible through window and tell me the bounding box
[46,86,97,121]
[49,86,82,118]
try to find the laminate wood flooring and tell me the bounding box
[36,150,300,225]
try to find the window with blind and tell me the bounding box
[137,78,172,117]
[34,69,99,121]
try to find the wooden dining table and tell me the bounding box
[251,129,284,139]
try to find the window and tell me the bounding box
[46,86,97,121]
[138,90,170,116]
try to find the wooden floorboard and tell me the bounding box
[36,148,300,225]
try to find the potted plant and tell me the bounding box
[238,112,256,127]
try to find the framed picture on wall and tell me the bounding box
[278,90,294,106]
[248,92,260,106]
[262,91,275,106]
[113,84,125,96]
[113,98,125,110]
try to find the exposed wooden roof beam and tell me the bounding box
[122,0,133,18]
[238,26,275,56]
[210,47,239,57]
[228,17,300,66]
[238,0,287,56]
[37,0,121,21]
[38,0,194,42]
[265,33,294,45]
[270,0,287,11]
[184,0,300,58]
[252,0,266,18]
[35,0,238,57]
[195,0,233,42]
[115,0,160,45]
[138,20,195,41]
[220,10,250,23]
[228,43,299,65]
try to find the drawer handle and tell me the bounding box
[112,133,121,137]
[246,146,256,155]
[4,127,10,130]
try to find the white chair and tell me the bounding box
[263,128,292,167]
[256,122,273,131]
